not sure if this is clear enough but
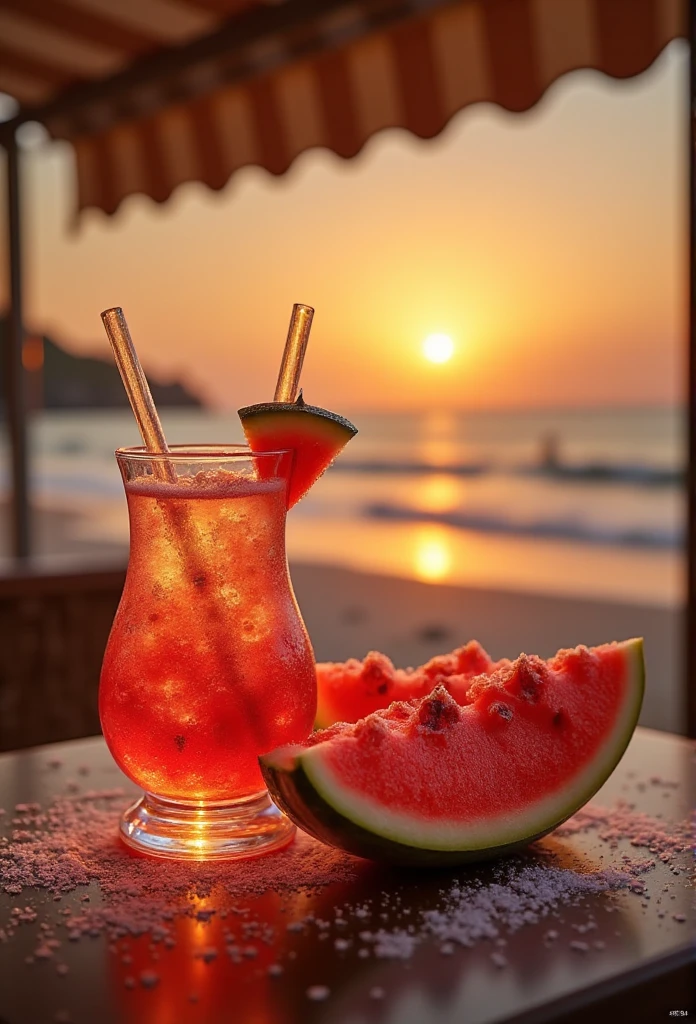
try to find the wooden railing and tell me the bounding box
[0,566,125,751]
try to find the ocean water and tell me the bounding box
[0,405,685,604]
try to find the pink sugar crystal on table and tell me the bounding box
[363,929,418,959]
[307,985,330,1001]
[0,789,359,941]
[0,784,691,994]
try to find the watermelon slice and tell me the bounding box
[239,393,357,508]
[316,641,510,728]
[261,639,644,865]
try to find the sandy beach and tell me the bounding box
[290,563,683,736]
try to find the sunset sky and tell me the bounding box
[0,41,687,413]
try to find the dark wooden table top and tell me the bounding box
[0,727,693,1024]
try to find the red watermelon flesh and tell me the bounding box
[316,641,510,728]
[261,639,644,864]
[238,396,357,509]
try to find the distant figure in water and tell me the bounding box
[540,432,561,471]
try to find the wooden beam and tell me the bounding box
[0,0,429,142]
[687,0,695,738]
[0,0,158,54]
[0,43,76,89]
[177,0,256,15]
[4,133,30,560]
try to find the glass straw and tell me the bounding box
[101,307,175,483]
[101,305,264,741]
[273,304,314,402]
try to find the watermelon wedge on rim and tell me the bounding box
[239,393,357,508]
[261,639,644,865]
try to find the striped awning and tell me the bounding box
[0,0,686,218]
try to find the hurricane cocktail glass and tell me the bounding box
[100,445,316,859]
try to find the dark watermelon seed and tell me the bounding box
[490,702,513,722]
[422,702,445,729]
[515,658,546,703]
[553,711,565,728]
[174,735,186,752]
[419,695,459,731]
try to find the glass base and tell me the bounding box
[119,790,296,861]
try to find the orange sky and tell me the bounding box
[0,41,687,412]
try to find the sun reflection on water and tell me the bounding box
[413,527,453,582]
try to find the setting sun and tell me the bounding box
[423,334,455,364]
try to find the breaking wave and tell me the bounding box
[365,503,683,550]
[333,459,682,487]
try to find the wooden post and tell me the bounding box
[688,0,696,738]
[4,132,30,559]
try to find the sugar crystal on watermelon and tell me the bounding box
[316,640,509,728]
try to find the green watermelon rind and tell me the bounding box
[238,402,358,443]
[264,755,556,866]
[261,639,644,866]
